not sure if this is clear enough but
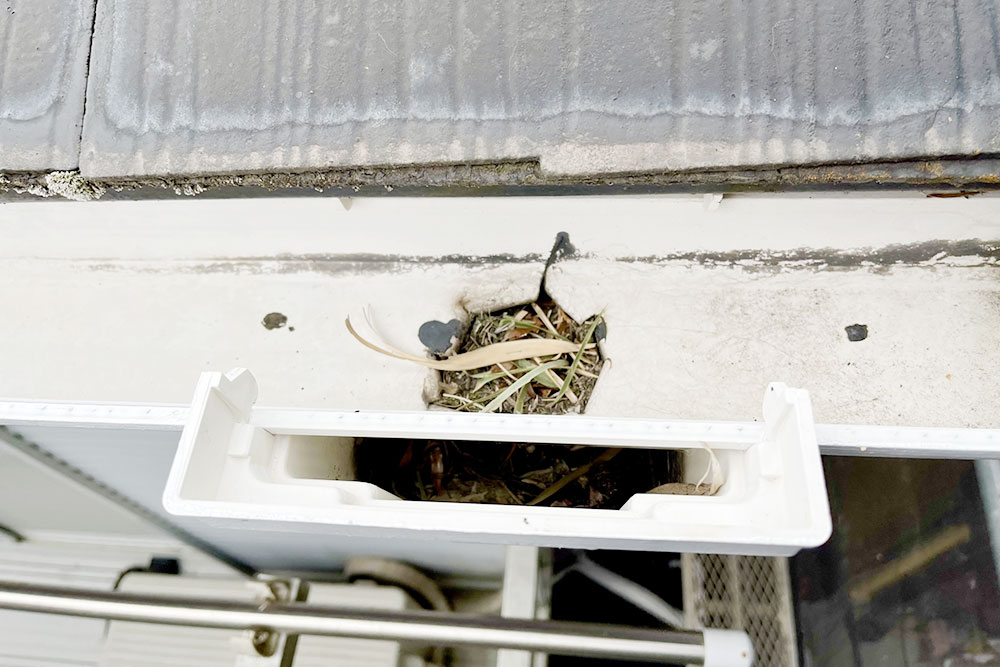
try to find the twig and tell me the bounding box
[482,360,567,413]
[502,443,517,467]
[501,318,571,341]
[533,356,579,404]
[496,361,518,383]
[441,393,485,410]
[527,448,622,506]
[554,315,603,402]
[499,481,521,504]
[514,384,529,413]
[531,302,560,337]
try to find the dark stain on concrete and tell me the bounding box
[845,324,869,342]
[261,312,288,330]
[547,232,577,264]
[83,240,998,276]
[540,232,577,299]
[618,239,1000,269]
[233,252,544,270]
[84,252,545,276]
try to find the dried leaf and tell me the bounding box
[471,362,564,392]
[530,302,560,337]
[514,385,528,413]
[527,448,622,506]
[482,360,567,413]
[530,369,561,390]
[471,371,508,392]
[500,315,570,341]
[647,483,713,496]
[505,326,531,341]
[346,315,577,371]
[554,313,603,401]
[440,393,485,410]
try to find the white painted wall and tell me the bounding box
[4,426,508,576]
[0,436,160,539]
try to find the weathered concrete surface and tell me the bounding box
[80,0,1000,179]
[0,0,95,170]
[9,158,1000,202]
[553,262,1000,428]
[0,194,997,431]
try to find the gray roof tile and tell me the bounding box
[80,0,1000,179]
[0,0,95,171]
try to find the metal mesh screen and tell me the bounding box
[682,554,798,667]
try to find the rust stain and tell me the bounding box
[926,191,983,198]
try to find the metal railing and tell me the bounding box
[0,581,737,665]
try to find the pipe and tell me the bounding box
[977,460,1000,581]
[568,554,687,629]
[0,581,741,665]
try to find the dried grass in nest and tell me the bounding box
[432,301,604,415]
[349,303,722,503]
[354,438,683,509]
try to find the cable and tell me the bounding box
[344,557,451,665]
[559,554,686,629]
[344,557,450,612]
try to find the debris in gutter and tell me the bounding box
[431,300,604,415]
[349,301,721,505]
[355,438,682,509]
[649,442,724,496]
[346,301,603,414]
[346,309,582,373]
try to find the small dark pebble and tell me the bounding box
[845,323,868,342]
[261,312,288,330]
[357,439,680,509]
